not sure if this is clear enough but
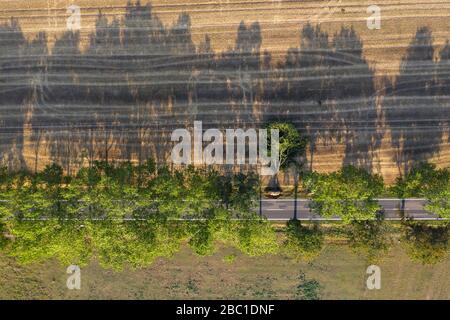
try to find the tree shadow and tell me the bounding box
[384,27,448,175]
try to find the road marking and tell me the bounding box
[266,218,447,221]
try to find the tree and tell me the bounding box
[425,182,449,219]
[401,221,449,265]
[7,175,54,220]
[5,202,187,270]
[6,219,93,266]
[392,162,449,218]
[223,218,279,257]
[266,122,307,170]
[39,163,64,186]
[0,170,9,249]
[265,122,307,218]
[347,219,393,262]
[0,222,7,251]
[0,166,14,221]
[303,166,385,223]
[145,166,186,219]
[186,209,230,256]
[187,220,217,256]
[229,172,259,216]
[283,220,323,261]
[88,219,185,271]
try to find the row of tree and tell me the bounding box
[0,160,271,269]
[0,158,447,221]
[303,162,449,221]
[0,160,448,268]
[0,1,448,175]
[0,212,447,269]
[0,160,259,221]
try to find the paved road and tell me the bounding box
[1,198,443,222]
[260,199,444,221]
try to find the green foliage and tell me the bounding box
[5,218,188,271]
[295,272,322,300]
[2,159,446,269]
[187,219,220,257]
[88,219,185,271]
[182,167,218,217]
[347,219,393,263]
[145,166,186,218]
[223,254,237,264]
[392,163,449,218]
[303,166,385,223]
[7,220,92,266]
[223,218,279,257]
[0,159,276,268]
[266,122,307,169]
[40,163,64,186]
[283,220,323,261]
[229,172,259,215]
[0,222,8,250]
[212,173,233,208]
[425,184,450,218]
[392,162,440,197]
[76,166,102,188]
[401,221,449,265]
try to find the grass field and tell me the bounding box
[1,243,448,300]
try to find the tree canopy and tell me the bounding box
[401,221,449,265]
[303,166,385,223]
[392,163,449,218]
[266,122,307,170]
[347,219,393,263]
[282,220,323,261]
[0,161,277,269]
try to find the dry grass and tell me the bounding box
[0,243,449,299]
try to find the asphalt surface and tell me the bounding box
[260,198,444,221]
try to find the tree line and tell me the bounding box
[0,1,448,175]
[0,160,448,268]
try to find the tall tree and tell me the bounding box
[401,221,449,265]
[303,166,385,223]
[392,162,449,218]
[347,219,393,262]
[266,122,307,217]
[283,220,323,261]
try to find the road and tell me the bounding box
[1,198,444,222]
[260,199,444,221]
